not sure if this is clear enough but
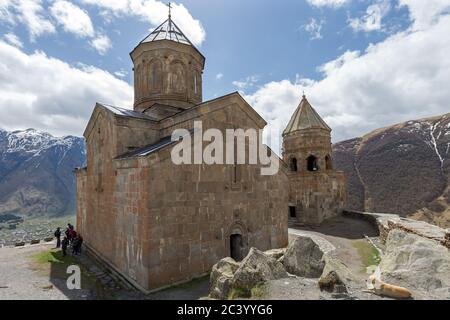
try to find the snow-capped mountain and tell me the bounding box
[0,128,86,217]
[333,113,450,228]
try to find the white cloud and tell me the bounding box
[50,0,94,38]
[306,0,350,8]
[349,0,391,32]
[0,41,133,136]
[81,0,206,46]
[216,73,223,80]
[232,75,259,91]
[303,18,325,40]
[0,0,108,54]
[3,0,56,40]
[245,5,450,152]
[316,50,360,77]
[114,69,128,78]
[3,32,22,48]
[90,34,112,55]
[398,0,450,30]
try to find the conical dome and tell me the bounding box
[140,17,193,46]
[283,95,331,136]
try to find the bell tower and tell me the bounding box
[282,94,346,225]
[282,94,333,173]
[130,9,205,112]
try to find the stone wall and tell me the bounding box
[343,210,450,249]
[288,171,346,225]
[131,40,205,111]
[124,149,288,290]
[75,168,87,237]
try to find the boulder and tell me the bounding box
[210,257,240,300]
[264,248,286,261]
[282,235,334,278]
[232,248,287,292]
[380,229,450,299]
[318,255,360,294]
[318,271,344,293]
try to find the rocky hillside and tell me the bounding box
[0,128,85,217]
[333,113,450,227]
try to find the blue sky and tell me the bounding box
[0,0,449,149]
[2,0,410,98]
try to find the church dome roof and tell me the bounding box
[283,95,331,136]
[140,17,193,46]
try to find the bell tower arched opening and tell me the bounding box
[307,155,319,172]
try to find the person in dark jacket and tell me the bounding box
[77,235,83,254]
[54,227,61,248]
[72,235,83,255]
[61,237,69,257]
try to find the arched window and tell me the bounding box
[148,60,162,93]
[307,155,319,172]
[169,62,186,93]
[290,158,298,172]
[325,155,333,170]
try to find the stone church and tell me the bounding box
[75,15,346,292]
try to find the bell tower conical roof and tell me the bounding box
[283,95,331,136]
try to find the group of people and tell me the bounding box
[54,223,83,257]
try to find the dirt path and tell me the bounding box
[0,242,209,300]
[289,216,381,281]
[0,242,78,300]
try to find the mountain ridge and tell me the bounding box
[1,112,449,227]
[0,128,86,217]
[333,113,450,227]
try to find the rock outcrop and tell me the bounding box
[209,223,450,300]
[380,229,450,299]
[209,257,240,300]
[232,248,287,293]
[319,255,360,294]
[281,235,334,278]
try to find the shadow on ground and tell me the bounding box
[33,248,210,300]
[290,215,379,239]
[33,249,108,299]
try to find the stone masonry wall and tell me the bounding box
[288,171,346,225]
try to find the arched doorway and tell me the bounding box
[307,155,319,171]
[230,234,244,261]
[325,155,333,170]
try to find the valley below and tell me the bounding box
[0,215,75,247]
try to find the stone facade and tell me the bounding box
[75,17,345,292]
[76,94,289,291]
